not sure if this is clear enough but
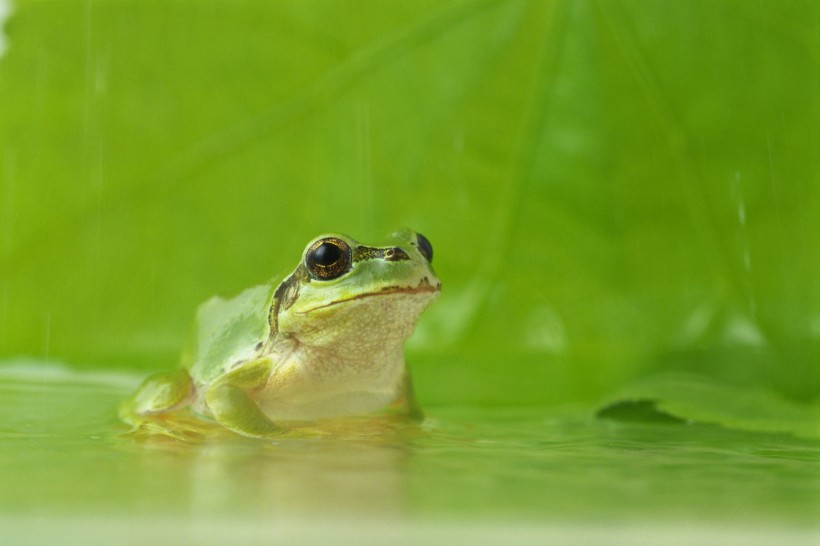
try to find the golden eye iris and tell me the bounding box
[306,238,353,280]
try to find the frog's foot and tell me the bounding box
[119,369,195,427]
[205,358,284,438]
[124,413,211,442]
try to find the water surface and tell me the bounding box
[0,365,816,544]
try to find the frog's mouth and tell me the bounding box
[297,280,440,314]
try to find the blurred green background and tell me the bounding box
[0,2,818,540]
[0,0,817,434]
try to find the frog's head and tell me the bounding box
[272,229,441,346]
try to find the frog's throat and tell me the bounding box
[295,283,440,315]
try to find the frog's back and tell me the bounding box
[182,283,276,385]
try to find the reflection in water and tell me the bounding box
[192,438,406,517]
[123,422,414,519]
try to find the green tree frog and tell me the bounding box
[120,229,440,438]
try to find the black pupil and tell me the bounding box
[417,233,433,263]
[313,242,342,266]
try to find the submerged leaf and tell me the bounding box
[598,373,820,439]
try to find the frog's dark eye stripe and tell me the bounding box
[416,232,433,263]
[305,237,353,280]
[353,245,410,263]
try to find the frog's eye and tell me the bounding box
[306,237,353,280]
[416,232,433,263]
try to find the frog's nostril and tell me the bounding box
[384,248,409,261]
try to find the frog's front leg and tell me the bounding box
[205,357,284,437]
[392,369,424,421]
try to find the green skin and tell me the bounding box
[120,229,440,438]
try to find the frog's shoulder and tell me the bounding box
[183,281,278,384]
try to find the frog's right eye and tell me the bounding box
[416,232,433,263]
[306,237,353,280]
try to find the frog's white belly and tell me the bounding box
[204,346,406,421]
[257,388,401,421]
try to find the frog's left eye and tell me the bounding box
[306,237,353,280]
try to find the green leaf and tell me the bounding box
[0,0,817,434]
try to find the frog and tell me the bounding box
[119,229,440,438]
